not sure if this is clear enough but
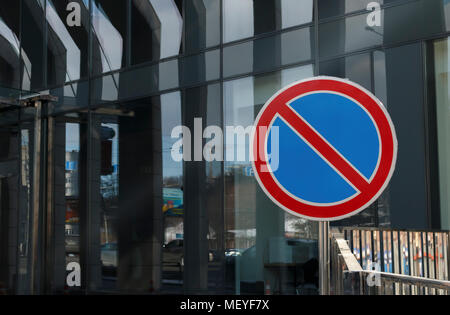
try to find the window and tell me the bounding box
[223,0,313,43]
[46,0,89,86]
[91,0,127,74]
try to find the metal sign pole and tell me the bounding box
[319,221,330,295]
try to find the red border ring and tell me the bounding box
[251,76,398,221]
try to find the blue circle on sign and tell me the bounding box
[267,92,380,204]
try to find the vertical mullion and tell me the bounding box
[313,0,319,75]
[43,0,48,89]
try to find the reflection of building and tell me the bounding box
[0,0,450,296]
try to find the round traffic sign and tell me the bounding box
[251,76,397,221]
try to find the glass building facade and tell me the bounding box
[0,0,449,295]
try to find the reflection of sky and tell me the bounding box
[0,13,31,90]
[147,0,183,58]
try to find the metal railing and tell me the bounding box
[343,228,450,281]
[331,230,450,295]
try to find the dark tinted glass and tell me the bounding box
[92,0,127,74]
[223,0,313,43]
[223,27,314,78]
[131,0,183,65]
[319,0,449,59]
[46,0,89,86]
[0,0,20,89]
[22,0,46,90]
[184,0,220,52]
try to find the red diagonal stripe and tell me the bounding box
[277,104,371,193]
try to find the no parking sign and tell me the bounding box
[251,77,397,221]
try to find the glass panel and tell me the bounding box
[184,0,220,53]
[181,50,220,86]
[91,73,121,105]
[0,0,21,89]
[22,0,46,90]
[223,65,318,295]
[88,92,180,293]
[161,92,184,290]
[46,0,89,86]
[317,0,411,19]
[0,126,20,294]
[320,52,373,92]
[223,0,313,43]
[434,36,450,230]
[319,12,383,59]
[223,27,314,78]
[131,0,183,65]
[62,119,85,294]
[91,0,127,74]
[319,0,449,59]
[90,48,218,107]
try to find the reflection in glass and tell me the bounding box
[161,92,184,287]
[22,0,46,90]
[64,122,82,293]
[223,0,313,43]
[91,0,126,74]
[46,0,89,85]
[0,1,21,89]
[318,0,386,19]
[223,27,313,78]
[224,65,318,295]
[131,0,183,64]
[319,13,383,59]
[185,0,220,52]
[89,94,181,293]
